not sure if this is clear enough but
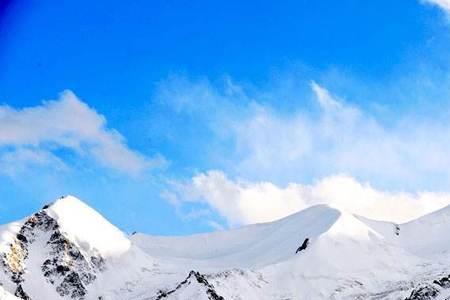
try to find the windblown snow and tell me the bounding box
[1,195,450,299]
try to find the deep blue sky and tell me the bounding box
[1,0,450,234]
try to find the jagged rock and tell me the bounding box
[433,275,450,288]
[1,209,104,300]
[405,285,439,300]
[404,274,450,300]
[56,272,87,299]
[14,285,30,300]
[156,270,225,300]
[394,224,401,236]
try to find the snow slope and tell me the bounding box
[398,205,450,257]
[133,205,423,299]
[0,196,156,300]
[45,196,131,257]
[2,196,450,299]
[0,286,20,300]
[132,204,418,272]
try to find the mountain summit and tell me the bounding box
[1,196,450,299]
[45,196,131,257]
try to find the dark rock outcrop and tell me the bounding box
[405,285,439,300]
[156,270,225,300]
[1,208,105,300]
[296,238,309,254]
[405,274,450,300]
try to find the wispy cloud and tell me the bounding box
[168,170,450,227]
[423,0,450,15]
[310,81,343,110]
[157,75,450,227]
[156,76,450,190]
[0,90,164,176]
[0,148,67,176]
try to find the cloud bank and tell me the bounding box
[158,76,450,228]
[169,170,450,227]
[0,90,162,176]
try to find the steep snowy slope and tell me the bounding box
[2,196,450,299]
[398,205,450,257]
[45,197,131,257]
[0,196,156,300]
[359,205,450,258]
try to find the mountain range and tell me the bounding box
[1,195,450,299]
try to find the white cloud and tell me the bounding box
[423,0,450,14]
[0,90,163,175]
[310,81,342,110]
[216,83,450,189]
[158,77,450,227]
[227,82,450,190]
[0,148,67,176]
[154,76,450,190]
[170,170,450,227]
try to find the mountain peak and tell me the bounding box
[3,198,450,299]
[0,196,153,300]
[44,195,130,257]
[43,194,86,209]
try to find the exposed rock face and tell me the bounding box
[433,275,450,289]
[156,270,225,300]
[405,285,439,300]
[5,197,450,300]
[395,224,400,236]
[14,285,30,300]
[295,238,309,254]
[405,274,450,300]
[1,209,105,300]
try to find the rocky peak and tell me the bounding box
[156,270,225,300]
[1,204,105,300]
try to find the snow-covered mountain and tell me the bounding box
[1,196,450,299]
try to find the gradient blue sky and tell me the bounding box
[1,0,450,234]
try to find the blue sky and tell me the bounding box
[1,0,450,234]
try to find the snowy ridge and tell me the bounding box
[1,196,450,299]
[0,196,154,300]
[45,197,131,257]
